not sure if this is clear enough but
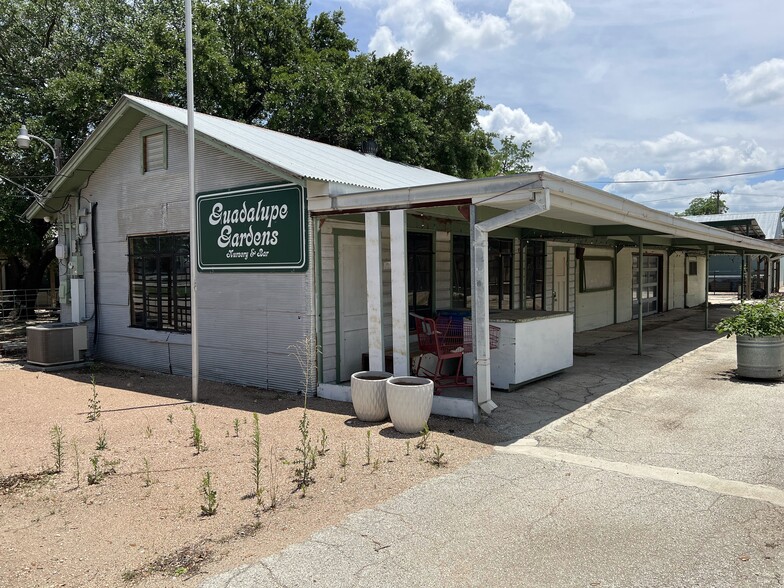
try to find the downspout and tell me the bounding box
[314,217,323,386]
[91,203,99,349]
[470,205,480,423]
[472,189,550,416]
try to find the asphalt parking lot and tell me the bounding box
[202,306,783,587]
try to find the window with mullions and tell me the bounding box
[129,234,191,332]
[452,235,514,309]
[525,241,546,310]
[408,232,433,322]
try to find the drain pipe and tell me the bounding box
[471,189,550,416]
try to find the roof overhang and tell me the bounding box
[309,172,784,257]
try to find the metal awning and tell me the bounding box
[309,172,784,257]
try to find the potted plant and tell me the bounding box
[716,296,784,380]
[350,371,392,421]
[385,376,434,434]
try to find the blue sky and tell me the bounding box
[309,0,784,214]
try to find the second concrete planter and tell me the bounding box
[386,376,434,434]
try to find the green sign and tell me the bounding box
[197,184,307,272]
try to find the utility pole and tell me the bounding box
[711,190,725,214]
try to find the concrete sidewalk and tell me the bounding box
[202,309,784,587]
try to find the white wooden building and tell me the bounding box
[24,96,784,420]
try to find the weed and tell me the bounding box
[144,423,153,439]
[71,439,81,487]
[167,413,174,425]
[372,458,380,472]
[405,440,411,456]
[317,428,328,456]
[267,446,279,510]
[200,471,217,516]
[429,445,446,467]
[293,409,316,492]
[87,373,101,422]
[416,424,430,450]
[143,457,153,487]
[87,455,103,485]
[189,407,205,454]
[96,427,108,451]
[50,425,65,473]
[233,418,240,437]
[174,567,188,577]
[288,335,320,400]
[364,430,372,466]
[338,443,348,468]
[251,413,263,504]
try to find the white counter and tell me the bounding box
[463,310,573,390]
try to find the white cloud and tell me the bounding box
[666,140,773,177]
[366,0,574,61]
[478,104,562,151]
[593,133,783,214]
[641,132,700,157]
[567,156,609,180]
[371,0,513,61]
[368,26,399,56]
[722,58,784,106]
[507,0,574,39]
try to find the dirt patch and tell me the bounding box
[0,363,499,587]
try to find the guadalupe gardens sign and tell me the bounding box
[197,184,307,272]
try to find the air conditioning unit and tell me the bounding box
[26,323,88,366]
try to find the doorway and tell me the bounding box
[337,234,368,381]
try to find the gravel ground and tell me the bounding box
[0,359,498,588]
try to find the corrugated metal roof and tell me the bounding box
[127,95,459,191]
[685,212,783,240]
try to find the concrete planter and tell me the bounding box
[386,376,434,434]
[736,335,784,380]
[350,371,392,421]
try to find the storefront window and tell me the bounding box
[452,235,513,310]
[129,233,190,332]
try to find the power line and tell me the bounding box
[586,166,784,185]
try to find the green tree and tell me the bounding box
[484,135,534,176]
[1,0,531,308]
[678,191,728,216]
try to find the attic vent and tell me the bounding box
[142,126,167,172]
[360,139,378,156]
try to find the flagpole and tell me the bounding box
[185,0,199,402]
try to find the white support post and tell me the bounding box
[637,236,643,356]
[390,210,409,376]
[704,245,710,330]
[365,212,384,371]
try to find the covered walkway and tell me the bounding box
[486,304,735,439]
